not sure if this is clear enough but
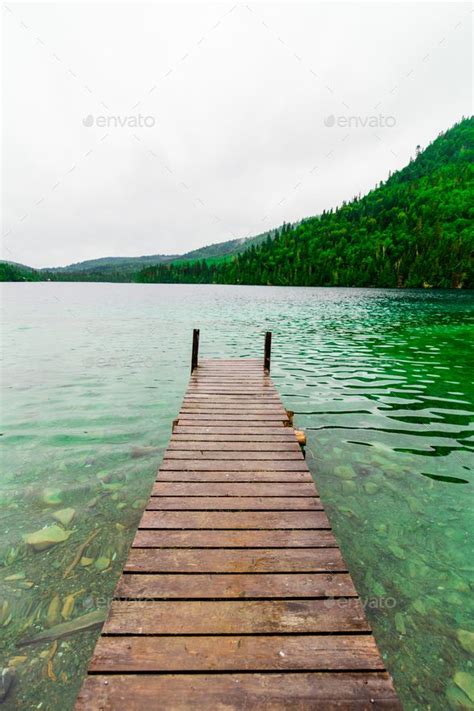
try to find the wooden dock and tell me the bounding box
[76,331,400,710]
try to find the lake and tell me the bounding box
[1,283,473,710]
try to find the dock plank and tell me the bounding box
[89,634,381,672]
[139,510,331,529]
[156,471,315,482]
[132,529,338,548]
[76,354,400,710]
[116,573,356,599]
[151,482,316,496]
[159,460,308,471]
[146,496,322,510]
[103,599,370,634]
[124,548,347,573]
[76,673,400,710]
[163,450,304,460]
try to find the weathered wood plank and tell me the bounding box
[147,497,321,510]
[174,426,295,435]
[132,529,338,548]
[103,599,369,634]
[157,472,314,482]
[124,548,347,573]
[184,394,278,399]
[177,415,289,422]
[178,415,289,422]
[89,634,381,672]
[189,377,273,383]
[164,451,303,460]
[183,392,281,397]
[76,672,402,710]
[167,441,302,451]
[152,482,316,496]
[172,428,295,436]
[177,421,288,429]
[116,573,356,599]
[182,400,283,404]
[200,359,262,364]
[160,460,308,471]
[139,511,331,529]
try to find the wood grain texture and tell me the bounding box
[151,482,316,496]
[172,430,297,439]
[146,497,322,510]
[156,471,314,482]
[89,634,381,672]
[166,440,301,451]
[174,426,296,435]
[163,450,304,460]
[103,599,370,634]
[160,460,308,471]
[132,529,338,548]
[116,573,356,599]
[138,510,331,529]
[124,548,347,573]
[76,673,401,710]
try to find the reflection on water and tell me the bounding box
[1,283,473,710]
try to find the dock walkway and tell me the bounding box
[76,332,400,709]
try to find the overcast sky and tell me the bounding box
[2,2,472,268]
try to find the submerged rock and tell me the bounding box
[364,481,379,495]
[52,508,75,527]
[334,465,356,480]
[394,612,406,635]
[23,525,71,551]
[412,599,427,615]
[388,543,406,560]
[454,672,474,703]
[94,556,111,571]
[446,682,473,708]
[457,629,474,655]
[41,488,62,506]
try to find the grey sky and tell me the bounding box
[2,2,472,268]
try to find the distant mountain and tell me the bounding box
[137,117,474,289]
[46,254,177,273]
[37,254,177,282]
[0,230,280,282]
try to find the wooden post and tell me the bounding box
[191,329,200,373]
[264,331,272,372]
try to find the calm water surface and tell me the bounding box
[1,284,473,710]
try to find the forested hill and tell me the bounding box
[0,262,41,282]
[137,118,473,289]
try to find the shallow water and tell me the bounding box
[1,283,473,710]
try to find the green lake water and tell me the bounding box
[1,283,473,710]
